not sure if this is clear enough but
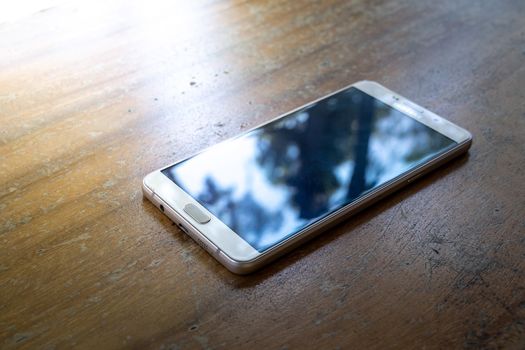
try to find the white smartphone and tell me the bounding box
[143,81,472,274]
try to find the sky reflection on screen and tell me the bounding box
[162,88,455,252]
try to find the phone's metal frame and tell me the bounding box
[143,81,472,274]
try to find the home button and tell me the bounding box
[183,203,211,224]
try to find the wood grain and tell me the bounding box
[1,0,524,348]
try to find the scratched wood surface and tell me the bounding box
[1,0,524,349]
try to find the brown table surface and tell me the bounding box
[1,0,524,349]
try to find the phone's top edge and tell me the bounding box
[352,81,472,144]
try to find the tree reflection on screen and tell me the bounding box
[163,88,455,252]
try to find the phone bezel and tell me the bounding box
[143,80,472,273]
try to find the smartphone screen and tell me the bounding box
[162,87,456,252]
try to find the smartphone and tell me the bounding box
[143,81,472,274]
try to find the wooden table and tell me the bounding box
[1,0,524,348]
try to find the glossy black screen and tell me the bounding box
[162,87,456,252]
